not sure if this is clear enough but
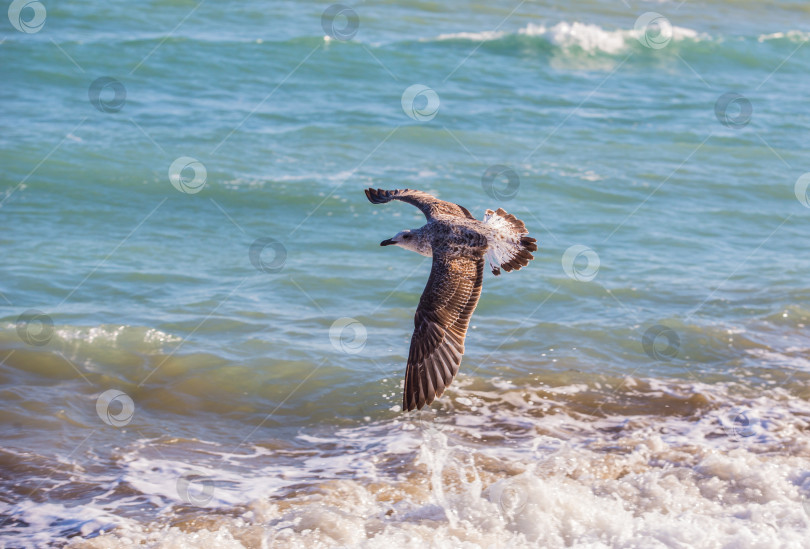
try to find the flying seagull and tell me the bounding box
[365,188,538,411]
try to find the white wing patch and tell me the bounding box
[482,208,529,276]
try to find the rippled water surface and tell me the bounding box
[1,0,810,547]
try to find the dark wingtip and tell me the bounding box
[365,188,379,203]
[402,388,430,412]
[521,236,538,252]
[365,187,390,204]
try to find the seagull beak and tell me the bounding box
[380,238,396,246]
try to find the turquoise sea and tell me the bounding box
[1,0,810,547]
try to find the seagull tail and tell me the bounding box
[482,208,538,276]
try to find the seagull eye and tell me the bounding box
[403,234,411,239]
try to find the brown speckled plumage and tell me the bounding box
[365,188,538,411]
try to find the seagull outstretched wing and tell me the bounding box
[365,188,475,221]
[403,252,484,411]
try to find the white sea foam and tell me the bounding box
[53,378,810,549]
[51,324,181,346]
[523,22,630,54]
[433,21,704,54]
[757,30,810,43]
[0,321,181,348]
[0,501,124,547]
[435,29,507,42]
[746,347,810,371]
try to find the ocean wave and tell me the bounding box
[54,325,181,346]
[757,30,810,43]
[432,21,705,55]
[46,377,810,548]
[10,19,808,58]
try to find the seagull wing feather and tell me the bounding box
[365,188,475,221]
[403,253,484,411]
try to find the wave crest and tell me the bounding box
[433,21,703,54]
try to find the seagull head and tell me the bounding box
[380,229,413,247]
[380,229,432,256]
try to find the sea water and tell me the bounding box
[1,0,809,547]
